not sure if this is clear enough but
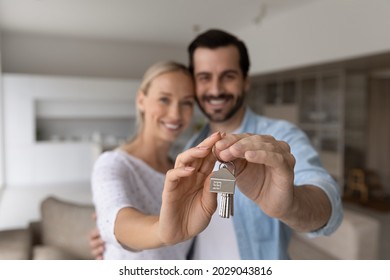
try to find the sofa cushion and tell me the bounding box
[0,228,32,260]
[33,245,80,260]
[40,196,95,259]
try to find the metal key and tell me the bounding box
[210,162,236,218]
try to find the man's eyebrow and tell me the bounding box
[221,69,240,75]
[195,69,239,76]
[195,71,210,77]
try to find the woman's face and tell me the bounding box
[138,71,195,143]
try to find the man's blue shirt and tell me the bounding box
[186,108,343,259]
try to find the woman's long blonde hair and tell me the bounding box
[135,61,193,132]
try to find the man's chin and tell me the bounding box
[206,112,230,123]
[198,103,236,123]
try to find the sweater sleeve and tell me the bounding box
[91,151,137,246]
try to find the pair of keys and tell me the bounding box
[210,159,236,219]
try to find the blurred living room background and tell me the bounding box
[0,0,389,259]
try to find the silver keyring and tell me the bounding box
[212,146,236,175]
[218,160,236,176]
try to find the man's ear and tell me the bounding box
[136,90,146,112]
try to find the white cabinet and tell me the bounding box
[250,70,345,185]
[262,79,299,125]
[3,74,140,186]
[298,71,345,185]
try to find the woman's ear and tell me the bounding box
[136,90,146,113]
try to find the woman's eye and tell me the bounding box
[159,97,170,104]
[182,100,194,107]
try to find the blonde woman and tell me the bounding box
[91,61,220,259]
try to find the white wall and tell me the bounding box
[3,74,140,186]
[0,32,4,189]
[1,32,187,79]
[236,0,390,75]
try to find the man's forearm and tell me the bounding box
[280,185,332,232]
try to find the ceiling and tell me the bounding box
[0,0,319,45]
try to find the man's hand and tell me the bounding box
[89,213,105,260]
[213,133,295,219]
[213,133,331,232]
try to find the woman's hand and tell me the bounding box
[158,132,222,245]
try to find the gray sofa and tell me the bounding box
[0,196,95,260]
[0,196,381,260]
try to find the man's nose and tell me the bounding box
[209,78,222,95]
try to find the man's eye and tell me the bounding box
[198,75,210,82]
[224,74,236,81]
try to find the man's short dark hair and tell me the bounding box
[187,29,250,78]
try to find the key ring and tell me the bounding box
[212,146,236,176]
[219,161,236,176]
[212,145,248,177]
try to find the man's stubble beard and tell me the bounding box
[196,91,245,123]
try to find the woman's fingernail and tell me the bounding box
[184,166,195,171]
[197,146,209,150]
[210,131,220,137]
[221,132,226,138]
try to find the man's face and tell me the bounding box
[192,45,249,123]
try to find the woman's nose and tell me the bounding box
[168,104,181,120]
